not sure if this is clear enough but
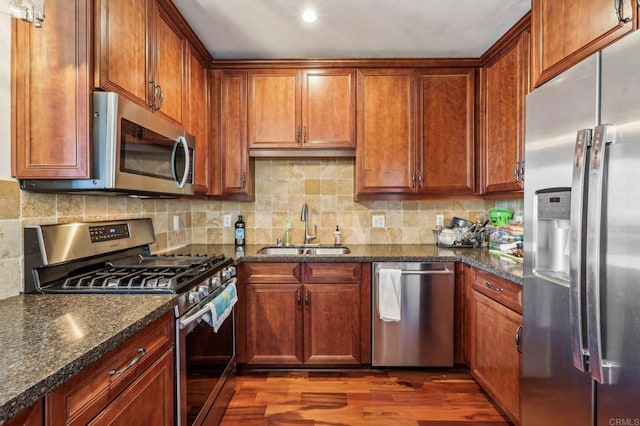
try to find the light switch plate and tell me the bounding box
[372,214,385,228]
[173,215,180,230]
[223,214,232,227]
[436,215,444,227]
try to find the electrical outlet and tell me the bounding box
[436,215,444,227]
[223,214,232,227]
[173,215,180,230]
[372,214,385,228]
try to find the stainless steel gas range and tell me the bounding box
[24,218,237,425]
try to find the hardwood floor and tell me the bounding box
[220,369,513,425]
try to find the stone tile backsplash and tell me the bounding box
[0,159,523,299]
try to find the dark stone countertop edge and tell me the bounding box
[0,299,177,423]
[228,246,523,285]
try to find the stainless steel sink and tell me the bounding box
[256,246,350,256]
[307,247,351,255]
[256,247,306,255]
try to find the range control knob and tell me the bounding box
[227,266,237,277]
[198,285,210,298]
[210,276,221,287]
[187,291,201,304]
[221,269,231,280]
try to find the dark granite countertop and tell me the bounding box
[179,243,524,285]
[0,243,522,423]
[0,294,177,423]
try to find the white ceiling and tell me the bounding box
[172,0,531,60]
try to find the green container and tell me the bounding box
[489,208,514,226]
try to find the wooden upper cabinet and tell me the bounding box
[219,70,254,199]
[356,69,416,195]
[12,0,92,178]
[95,0,186,125]
[186,46,210,194]
[483,17,530,194]
[248,69,355,152]
[356,68,476,199]
[248,69,301,149]
[417,68,475,194]
[95,0,151,106]
[152,1,186,125]
[532,0,634,86]
[302,69,356,149]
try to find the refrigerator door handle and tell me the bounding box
[569,128,592,372]
[586,123,620,385]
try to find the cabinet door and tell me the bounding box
[532,0,634,86]
[187,47,210,194]
[152,1,186,125]
[88,349,174,426]
[246,284,304,365]
[220,71,253,197]
[303,283,361,365]
[302,69,356,149]
[248,70,301,148]
[4,399,43,426]
[417,69,475,194]
[12,0,91,178]
[95,0,151,108]
[356,69,416,196]
[483,30,530,194]
[470,289,521,424]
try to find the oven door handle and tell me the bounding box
[178,278,237,330]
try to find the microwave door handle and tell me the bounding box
[569,129,591,372]
[171,136,190,189]
[586,124,619,385]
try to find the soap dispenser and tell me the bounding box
[334,225,342,246]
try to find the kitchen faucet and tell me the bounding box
[300,203,317,245]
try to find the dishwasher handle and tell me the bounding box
[397,267,453,275]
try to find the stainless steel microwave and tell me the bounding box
[20,92,195,197]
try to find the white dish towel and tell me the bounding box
[378,268,402,322]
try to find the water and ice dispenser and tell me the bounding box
[534,188,571,282]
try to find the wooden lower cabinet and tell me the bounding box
[469,270,522,424]
[88,349,174,426]
[241,262,364,366]
[45,312,174,426]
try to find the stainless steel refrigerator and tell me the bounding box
[522,30,640,425]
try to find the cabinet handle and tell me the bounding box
[304,289,310,310]
[148,80,156,108]
[296,126,301,144]
[515,325,523,353]
[519,160,525,184]
[303,126,307,144]
[158,86,164,109]
[485,282,504,293]
[513,161,520,183]
[411,170,416,189]
[614,0,631,23]
[296,289,302,310]
[241,172,246,189]
[109,348,146,376]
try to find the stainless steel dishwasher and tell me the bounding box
[372,262,454,367]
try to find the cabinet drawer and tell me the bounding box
[46,312,174,426]
[473,270,522,314]
[244,262,301,284]
[304,263,361,283]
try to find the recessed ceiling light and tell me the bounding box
[302,9,317,23]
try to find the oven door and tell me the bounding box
[176,289,236,425]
